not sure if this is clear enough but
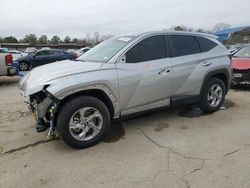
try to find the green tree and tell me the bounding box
[23,34,37,45]
[196,28,205,33]
[38,35,48,44]
[51,35,61,44]
[2,36,18,43]
[0,37,3,43]
[72,38,78,43]
[64,36,71,43]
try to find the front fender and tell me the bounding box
[46,70,120,116]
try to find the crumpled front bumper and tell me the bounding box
[30,97,53,119]
[27,92,58,132]
[233,68,250,85]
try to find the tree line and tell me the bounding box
[0,23,230,45]
[0,32,114,46]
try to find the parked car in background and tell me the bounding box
[0,52,16,76]
[232,44,250,85]
[16,49,78,71]
[23,47,37,55]
[19,31,232,148]
[41,47,51,50]
[228,44,247,55]
[0,48,8,53]
[66,49,77,53]
[76,47,91,57]
[7,50,24,61]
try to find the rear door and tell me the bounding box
[49,50,64,62]
[116,35,173,115]
[169,35,203,97]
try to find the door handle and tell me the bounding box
[201,62,211,66]
[158,69,171,74]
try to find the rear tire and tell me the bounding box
[57,96,110,149]
[199,77,226,113]
[19,61,30,71]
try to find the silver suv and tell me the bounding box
[19,31,232,148]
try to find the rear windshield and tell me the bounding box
[77,36,135,63]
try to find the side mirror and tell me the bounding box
[118,54,126,63]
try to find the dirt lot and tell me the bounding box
[0,76,250,188]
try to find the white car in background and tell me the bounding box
[7,50,24,61]
[76,47,91,57]
[23,47,37,55]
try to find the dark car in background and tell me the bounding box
[232,44,250,86]
[16,49,77,71]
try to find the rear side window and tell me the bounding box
[169,35,200,57]
[126,35,166,63]
[196,36,218,52]
[49,50,62,55]
[36,51,48,56]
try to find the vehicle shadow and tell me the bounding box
[103,98,234,142]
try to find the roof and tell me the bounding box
[120,30,217,39]
[215,26,250,35]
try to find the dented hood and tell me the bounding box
[19,60,103,96]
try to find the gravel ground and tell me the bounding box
[0,76,250,188]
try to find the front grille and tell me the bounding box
[233,68,250,74]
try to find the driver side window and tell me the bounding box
[125,35,167,63]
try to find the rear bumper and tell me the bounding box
[7,67,16,76]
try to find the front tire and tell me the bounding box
[57,96,110,148]
[199,77,226,113]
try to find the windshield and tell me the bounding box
[234,46,250,58]
[77,36,135,62]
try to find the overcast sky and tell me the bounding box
[0,0,249,39]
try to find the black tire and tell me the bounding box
[19,61,30,71]
[57,96,110,149]
[199,77,226,113]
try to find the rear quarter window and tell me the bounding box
[169,35,200,57]
[196,36,218,52]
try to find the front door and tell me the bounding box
[116,35,172,115]
[32,50,50,67]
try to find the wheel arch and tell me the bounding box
[56,89,117,120]
[200,68,230,96]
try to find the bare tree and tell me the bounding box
[213,22,231,33]
[100,34,114,42]
[86,33,91,44]
[170,25,194,32]
[93,32,100,45]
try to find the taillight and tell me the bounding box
[5,54,13,66]
[73,53,78,59]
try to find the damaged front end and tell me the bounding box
[233,68,250,85]
[28,88,60,138]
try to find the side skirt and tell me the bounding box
[112,95,200,122]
